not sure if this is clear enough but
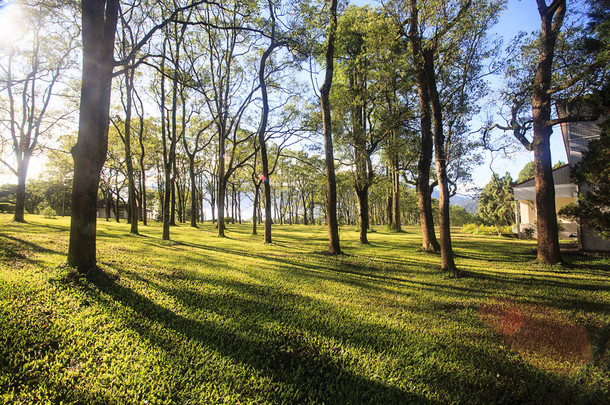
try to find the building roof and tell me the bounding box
[512,164,576,201]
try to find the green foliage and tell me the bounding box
[449,205,479,226]
[41,206,56,219]
[0,216,609,403]
[461,223,514,236]
[523,227,536,239]
[478,172,515,227]
[0,202,14,213]
[517,162,535,183]
[558,125,610,239]
[0,184,16,214]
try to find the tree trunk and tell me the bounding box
[425,48,457,272]
[252,183,260,235]
[531,0,565,264]
[123,65,139,235]
[355,187,370,244]
[189,157,198,228]
[161,40,172,241]
[409,0,439,252]
[104,189,112,221]
[320,0,341,255]
[140,165,147,226]
[392,163,401,231]
[68,0,119,270]
[13,155,30,222]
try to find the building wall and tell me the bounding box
[97,209,128,220]
[517,198,578,238]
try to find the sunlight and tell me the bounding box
[0,1,25,47]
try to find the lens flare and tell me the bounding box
[480,298,591,375]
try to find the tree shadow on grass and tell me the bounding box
[69,266,428,404]
[72,263,607,404]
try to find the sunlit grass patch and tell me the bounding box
[0,214,609,404]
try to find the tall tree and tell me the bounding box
[69,0,214,268]
[529,0,567,264]
[484,0,607,264]
[334,6,401,244]
[68,0,119,269]
[0,1,77,222]
[478,172,515,227]
[320,0,341,255]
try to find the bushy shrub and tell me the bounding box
[41,206,56,219]
[462,223,515,236]
[461,223,479,234]
[498,225,514,235]
[523,227,535,239]
[0,202,15,213]
[478,225,499,235]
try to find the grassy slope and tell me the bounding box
[0,214,608,404]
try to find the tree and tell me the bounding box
[485,0,608,264]
[320,0,341,255]
[334,6,402,243]
[0,1,77,222]
[69,0,210,269]
[517,161,535,182]
[68,0,119,270]
[478,172,515,227]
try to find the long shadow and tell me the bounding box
[0,232,64,256]
[64,263,607,404]
[68,267,427,404]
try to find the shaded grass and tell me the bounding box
[0,214,609,404]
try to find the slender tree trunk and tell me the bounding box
[104,189,112,221]
[409,0,439,252]
[161,60,172,239]
[425,48,457,272]
[531,0,565,264]
[140,163,147,226]
[252,183,260,234]
[170,171,177,225]
[68,0,118,270]
[320,0,341,255]
[392,162,401,232]
[189,157,198,228]
[13,155,30,222]
[355,187,370,244]
[302,195,308,225]
[123,65,139,235]
[258,43,275,243]
[137,107,147,226]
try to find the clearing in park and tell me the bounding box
[0,215,609,403]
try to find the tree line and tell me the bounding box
[0,0,607,271]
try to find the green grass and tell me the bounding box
[0,214,609,404]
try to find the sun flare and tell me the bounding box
[0,1,24,46]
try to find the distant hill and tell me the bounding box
[451,195,478,214]
[431,190,478,214]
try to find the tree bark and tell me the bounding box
[122,62,139,235]
[425,48,457,272]
[68,0,118,270]
[320,0,341,255]
[531,0,565,264]
[160,40,172,240]
[189,157,198,228]
[13,155,30,222]
[409,0,439,253]
[252,183,260,235]
[391,160,401,231]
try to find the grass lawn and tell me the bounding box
[0,213,609,404]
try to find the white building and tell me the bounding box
[512,116,610,252]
